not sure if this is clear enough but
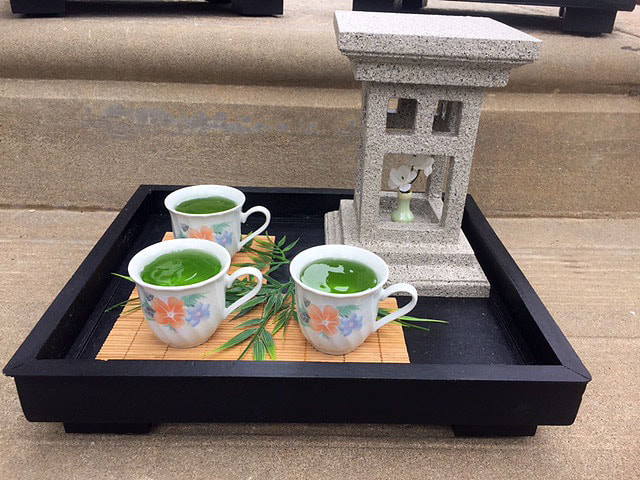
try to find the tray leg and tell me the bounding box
[63,423,153,434]
[559,7,617,34]
[452,425,537,437]
[10,0,65,15]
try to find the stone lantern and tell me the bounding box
[325,11,541,296]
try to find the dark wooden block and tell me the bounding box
[10,0,65,15]
[353,0,635,34]
[231,0,283,15]
[10,0,283,16]
[353,0,426,12]
[560,7,618,34]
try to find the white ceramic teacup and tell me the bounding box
[164,185,271,255]
[128,238,263,348]
[289,244,419,355]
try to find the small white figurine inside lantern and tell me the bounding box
[387,155,435,223]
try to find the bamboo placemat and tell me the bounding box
[96,233,410,363]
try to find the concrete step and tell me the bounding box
[1,1,639,215]
[1,78,638,216]
[1,0,639,95]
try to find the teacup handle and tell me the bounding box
[374,283,419,332]
[238,206,271,250]
[224,267,264,318]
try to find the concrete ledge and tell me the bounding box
[0,0,639,95]
[1,78,638,216]
[475,91,640,217]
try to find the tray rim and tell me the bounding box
[4,185,591,386]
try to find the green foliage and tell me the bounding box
[111,272,134,283]
[105,296,139,313]
[211,234,299,360]
[214,328,258,351]
[377,308,448,332]
[261,330,277,360]
[253,339,267,362]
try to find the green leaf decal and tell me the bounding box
[182,294,205,308]
[337,305,359,318]
[212,223,230,235]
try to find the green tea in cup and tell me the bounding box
[140,249,222,287]
[291,245,418,355]
[166,186,271,256]
[175,196,237,214]
[300,258,377,294]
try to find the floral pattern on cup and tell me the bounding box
[339,312,364,336]
[298,299,364,338]
[139,290,211,332]
[177,223,234,248]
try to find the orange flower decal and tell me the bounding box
[308,304,340,336]
[187,225,214,241]
[151,297,186,329]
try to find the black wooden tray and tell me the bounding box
[3,186,590,437]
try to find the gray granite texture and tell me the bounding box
[337,199,478,265]
[326,11,541,297]
[334,10,542,86]
[354,82,483,245]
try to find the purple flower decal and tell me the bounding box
[298,311,310,326]
[139,289,156,319]
[141,289,154,302]
[215,231,233,247]
[186,303,210,327]
[339,313,363,336]
[142,301,155,319]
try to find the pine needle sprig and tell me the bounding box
[212,234,299,361]
[378,308,449,332]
